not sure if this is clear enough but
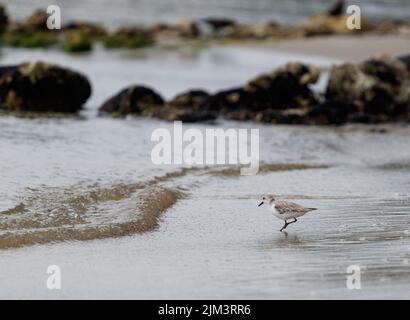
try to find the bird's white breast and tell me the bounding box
[268,202,285,220]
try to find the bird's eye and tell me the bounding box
[263,197,266,200]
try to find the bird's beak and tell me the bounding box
[258,201,264,207]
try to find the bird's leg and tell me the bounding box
[280,218,297,232]
[280,220,289,232]
[288,218,297,225]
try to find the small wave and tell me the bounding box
[374,161,410,171]
[0,162,328,249]
[0,185,183,249]
[207,163,329,177]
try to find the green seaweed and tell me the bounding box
[0,31,58,48]
[63,32,93,52]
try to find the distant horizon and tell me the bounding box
[2,0,409,29]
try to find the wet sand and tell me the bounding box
[257,34,410,62]
[1,124,410,299]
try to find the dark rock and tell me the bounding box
[0,65,18,76]
[13,9,49,32]
[326,63,368,102]
[224,110,258,122]
[203,18,236,31]
[153,90,216,122]
[307,100,358,125]
[63,22,108,38]
[361,56,408,85]
[203,63,320,123]
[0,61,92,113]
[99,85,164,117]
[360,55,410,119]
[327,0,345,17]
[202,87,246,112]
[104,27,155,48]
[254,109,304,125]
[242,63,320,110]
[168,90,210,109]
[0,5,8,33]
[326,55,410,119]
[348,113,390,124]
[398,54,410,71]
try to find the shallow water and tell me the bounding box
[0,46,409,298]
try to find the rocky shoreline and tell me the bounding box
[0,0,409,125]
[98,54,410,125]
[0,54,409,125]
[0,2,409,52]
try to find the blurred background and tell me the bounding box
[3,0,410,28]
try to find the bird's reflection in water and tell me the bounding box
[264,232,306,249]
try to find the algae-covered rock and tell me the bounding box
[1,8,58,48]
[361,55,408,85]
[21,9,49,31]
[0,61,92,113]
[326,63,368,102]
[300,14,348,36]
[173,18,200,38]
[326,55,410,120]
[250,22,302,39]
[242,62,320,110]
[99,85,165,117]
[151,19,199,39]
[219,21,302,39]
[63,22,108,38]
[202,63,320,123]
[1,30,58,48]
[104,27,155,48]
[154,90,216,122]
[360,56,410,115]
[306,100,358,125]
[201,87,245,113]
[168,90,210,109]
[63,31,92,52]
[299,12,369,36]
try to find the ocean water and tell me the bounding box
[2,0,410,29]
[0,45,409,298]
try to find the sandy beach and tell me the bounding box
[262,34,410,62]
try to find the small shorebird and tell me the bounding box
[258,195,317,232]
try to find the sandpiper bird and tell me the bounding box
[258,195,317,232]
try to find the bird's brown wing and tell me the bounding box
[275,200,315,215]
